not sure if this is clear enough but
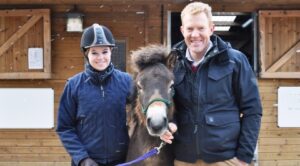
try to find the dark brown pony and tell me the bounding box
[126,45,175,166]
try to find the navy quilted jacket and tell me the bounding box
[56,64,132,165]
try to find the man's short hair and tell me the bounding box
[181,2,213,25]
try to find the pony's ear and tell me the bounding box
[166,50,178,71]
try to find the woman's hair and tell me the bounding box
[181,2,213,25]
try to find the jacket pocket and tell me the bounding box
[207,64,234,103]
[77,114,98,146]
[108,124,129,156]
[205,111,240,126]
[208,63,233,81]
[202,111,240,152]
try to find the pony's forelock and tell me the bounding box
[131,44,169,72]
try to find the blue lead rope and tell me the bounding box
[116,148,158,166]
[116,142,166,166]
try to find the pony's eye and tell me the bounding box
[169,80,174,89]
[168,81,174,95]
[169,85,174,92]
[136,81,143,90]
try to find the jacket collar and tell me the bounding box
[84,63,114,84]
[172,34,231,64]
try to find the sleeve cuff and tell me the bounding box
[236,152,253,164]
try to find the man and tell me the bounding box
[161,2,262,166]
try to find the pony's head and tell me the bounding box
[131,45,175,137]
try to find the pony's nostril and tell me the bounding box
[151,123,163,132]
[147,118,152,126]
[147,117,166,133]
[163,117,167,127]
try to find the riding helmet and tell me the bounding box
[80,23,115,52]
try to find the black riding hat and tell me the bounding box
[80,23,115,52]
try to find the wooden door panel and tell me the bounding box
[259,10,300,78]
[0,9,51,79]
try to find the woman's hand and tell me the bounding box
[80,158,98,166]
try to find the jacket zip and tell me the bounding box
[100,85,105,98]
[194,62,202,157]
[194,54,213,157]
[100,84,107,161]
[186,58,201,156]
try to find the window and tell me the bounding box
[112,40,127,71]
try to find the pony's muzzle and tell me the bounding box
[145,101,169,136]
[146,116,168,136]
[147,117,167,131]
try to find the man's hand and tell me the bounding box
[160,122,177,144]
[237,159,249,166]
[80,158,98,166]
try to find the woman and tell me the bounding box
[56,23,132,166]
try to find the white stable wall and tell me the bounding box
[0,88,54,129]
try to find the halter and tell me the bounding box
[141,98,172,115]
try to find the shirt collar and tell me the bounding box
[185,41,213,66]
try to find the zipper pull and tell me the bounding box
[100,85,105,97]
[193,124,198,134]
[79,115,86,129]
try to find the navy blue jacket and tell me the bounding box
[172,35,262,164]
[56,64,132,165]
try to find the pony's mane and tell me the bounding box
[134,97,146,125]
[131,44,169,72]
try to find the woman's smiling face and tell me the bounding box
[87,46,112,71]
